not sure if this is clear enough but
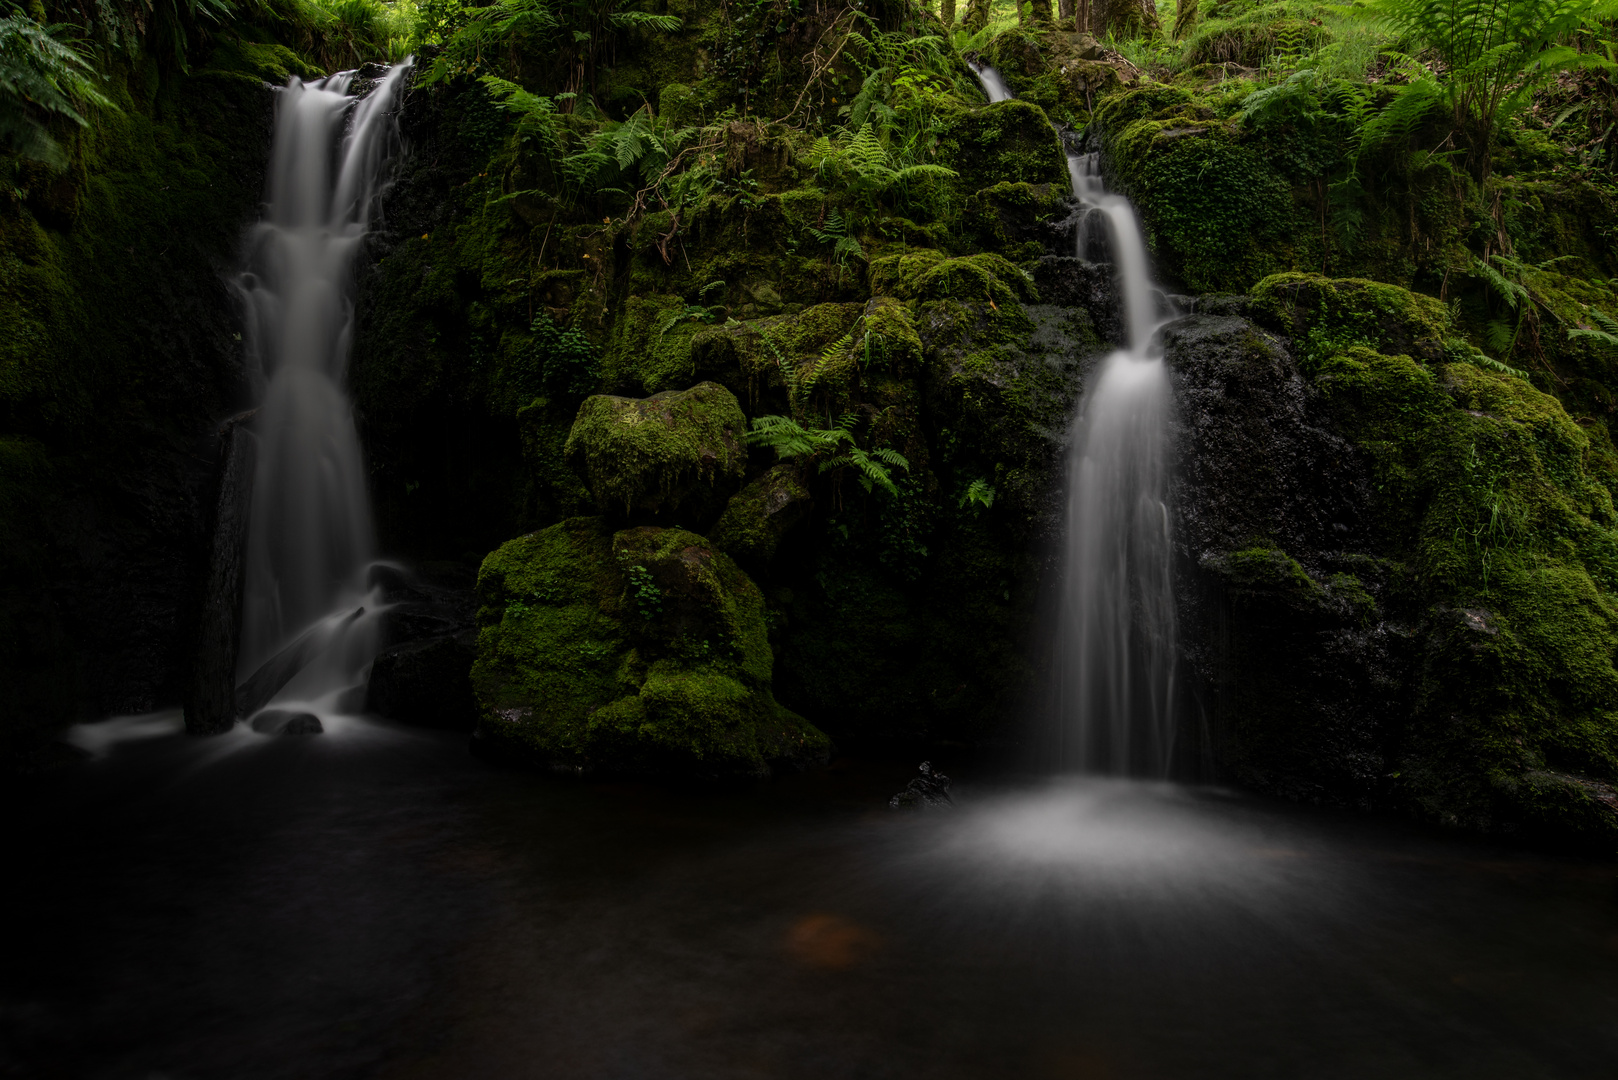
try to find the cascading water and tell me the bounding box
[1053,153,1177,775]
[969,63,1178,776]
[232,61,411,726]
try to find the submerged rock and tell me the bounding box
[250,710,323,735]
[889,762,954,809]
[470,516,828,779]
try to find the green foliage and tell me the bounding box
[958,476,995,510]
[746,413,911,497]
[0,10,112,168]
[621,560,662,619]
[520,311,599,397]
[1357,0,1618,174]
[421,0,681,94]
[807,120,959,217]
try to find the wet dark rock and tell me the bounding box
[235,607,365,719]
[889,761,954,810]
[1166,313,1405,803]
[185,410,258,735]
[250,709,323,735]
[1034,256,1124,346]
[366,631,478,730]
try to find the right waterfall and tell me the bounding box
[1054,150,1178,777]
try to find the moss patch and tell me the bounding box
[471,516,828,778]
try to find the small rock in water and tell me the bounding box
[250,709,324,735]
[889,761,953,810]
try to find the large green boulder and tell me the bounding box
[470,517,828,778]
[563,381,748,526]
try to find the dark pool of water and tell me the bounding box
[3,715,1616,1080]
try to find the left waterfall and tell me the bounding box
[229,61,411,729]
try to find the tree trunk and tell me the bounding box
[1171,0,1198,38]
[940,0,956,27]
[963,0,991,33]
[1028,0,1054,23]
[1084,0,1159,37]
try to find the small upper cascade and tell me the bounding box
[968,59,1015,104]
[233,61,412,725]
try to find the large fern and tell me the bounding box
[746,413,910,497]
[0,12,112,168]
[1357,0,1618,174]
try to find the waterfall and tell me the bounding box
[1057,152,1177,776]
[231,61,411,726]
[969,63,1179,776]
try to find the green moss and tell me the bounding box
[599,294,709,394]
[1252,273,1450,367]
[471,517,828,777]
[708,463,813,569]
[869,250,1038,307]
[935,97,1067,194]
[564,381,748,524]
[1100,101,1298,292]
[1311,344,1618,840]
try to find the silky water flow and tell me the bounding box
[1055,149,1178,776]
[232,61,411,728]
[969,63,1178,775]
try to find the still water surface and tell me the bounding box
[3,717,1616,1079]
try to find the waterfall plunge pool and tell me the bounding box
[3,724,1615,1079]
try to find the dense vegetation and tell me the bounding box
[5,0,1618,843]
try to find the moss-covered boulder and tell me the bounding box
[1251,273,1450,364]
[564,381,748,526]
[471,517,828,778]
[709,464,813,570]
[1171,303,1618,844]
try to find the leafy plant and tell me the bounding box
[958,477,996,511]
[621,561,662,619]
[747,413,910,496]
[0,9,112,168]
[1568,304,1618,349]
[1358,0,1618,176]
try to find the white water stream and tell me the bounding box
[233,62,411,726]
[971,63,1178,775]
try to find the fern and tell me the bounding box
[959,477,996,511]
[1356,0,1618,174]
[746,414,909,497]
[0,13,113,168]
[1568,306,1618,348]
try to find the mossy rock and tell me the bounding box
[1312,346,1618,841]
[1095,90,1299,292]
[564,381,748,526]
[1252,274,1449,366]
[936,98,1067,194]
[708,463,813,570]
[470,517,828,778]
[870,250,1038,307]
[688,303,865,411]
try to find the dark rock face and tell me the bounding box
[185,411,258,735]
[1166,313,1408,803]
[0,62,278,765]
[366,633,478,730]
[365,565,478,729]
